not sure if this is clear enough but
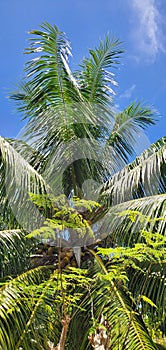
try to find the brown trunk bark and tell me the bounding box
[54,315,70,350]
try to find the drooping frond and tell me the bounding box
[95,194,166,245]
[0,266,59,350]
[100,137,166,205]
[0,137,50,230]
[107,102,156,163]
[0,229,28,278]
[7,138,46,173]
[128,260,166,329]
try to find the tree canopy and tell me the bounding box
[0,23,165,350]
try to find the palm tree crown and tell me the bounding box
[0,23,165,349]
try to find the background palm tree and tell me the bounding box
[0,23,165,349]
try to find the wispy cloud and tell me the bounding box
[120,84,136,99]
[129,0,165,61]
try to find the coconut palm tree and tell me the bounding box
[0,23,165,349]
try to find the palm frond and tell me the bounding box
[0,229,29,278]
[0,137,50,230]
[107,102,157,163]
[128,260,166,327]
[7,138,46,173]
[0,266,58,350]
[11,22,81,118]
[10,22,84,172]
[79,35,123,105]
[100,137,166,205]
[95,194,166,245]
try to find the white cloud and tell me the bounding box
[130,0,165,60]
[120,84,136,99]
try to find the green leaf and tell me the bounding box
[141,295,157,308]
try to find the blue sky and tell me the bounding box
[0,0,166,148]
